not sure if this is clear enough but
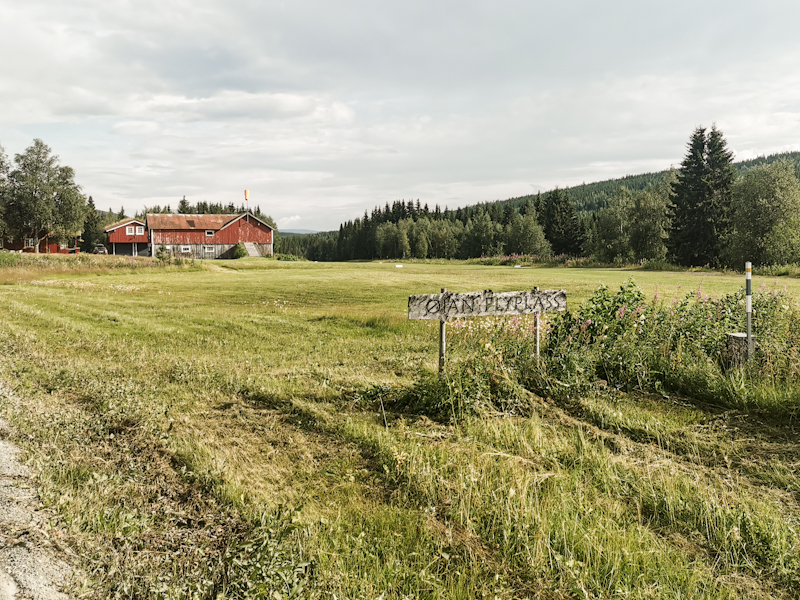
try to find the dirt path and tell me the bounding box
[0,418,75,600]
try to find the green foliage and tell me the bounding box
[588,187,634,263]
[529,280,800,409]
[505,212,551,256]
[0,251,21,267]
[216,508,316,599]
[80,196,105,252]
[544,188,583,255]
[233,242,248,259]
[275,253,302,261]
[155,243,171,264]
[723,159,800,267]
[670,125,736,266]
[3,139,87,250]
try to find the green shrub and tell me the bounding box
[276,253,302,261]
[0,252,21,268]
[155,244,171,264]
[233,243,248,259]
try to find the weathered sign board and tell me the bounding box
[408,288,567,322]
[408,288,567,373]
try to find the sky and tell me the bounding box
[2,1,800,232]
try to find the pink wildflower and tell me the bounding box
[618,304,627,318]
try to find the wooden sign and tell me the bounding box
[409,288,567,322]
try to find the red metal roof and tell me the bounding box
[146,214,240,230]
[104,218,145,233]
[146,213,275,231]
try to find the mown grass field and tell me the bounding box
[0,257,798,599]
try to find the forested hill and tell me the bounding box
[276,149,800,261]
[499,150,800,215]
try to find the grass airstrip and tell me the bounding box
[0,256,798,598]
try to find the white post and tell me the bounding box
[535,312,541,360]
[745,262,753,360]
[439,288,446,375]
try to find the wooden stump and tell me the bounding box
[723,333,753,370]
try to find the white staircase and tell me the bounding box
[243,242,261,257]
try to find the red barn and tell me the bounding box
[146,213,274,259]
[104,218,149,256]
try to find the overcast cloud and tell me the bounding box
[2,1,800,230]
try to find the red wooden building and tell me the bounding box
[1,235,79,254]
[146,213,274,258]
[104,218,149,256]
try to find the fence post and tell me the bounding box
[746,262,753,360]
[439,288,446,375]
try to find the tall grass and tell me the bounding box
[0,263,799,598]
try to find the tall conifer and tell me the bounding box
[544,188,582,255]
[670,125,735,266]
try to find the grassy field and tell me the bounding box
[0,257,798,598]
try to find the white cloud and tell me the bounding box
[3,1,800,230]
[277,215,302,228]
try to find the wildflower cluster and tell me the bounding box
[409,279,800,419]
[534,279,800,406]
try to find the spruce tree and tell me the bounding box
[81,196,105,252]
[705,124,737,255]
[670,127,709,265]
[544,188,582,255]
[669,125,735,266]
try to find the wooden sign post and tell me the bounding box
[409,288,567,373]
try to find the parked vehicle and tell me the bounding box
[93,245,108,254]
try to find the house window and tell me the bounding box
[24,238,36,248]
[204,246,214,253]
[181,246,191,253]
[136,226,144,235]
[126,226,134,235]
[205,230,214,237]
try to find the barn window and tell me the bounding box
[181,246,191,253]
[136,226,144,235]
[126,226,134,235]
[205,230,214,237]
[24,238,36,248]
[204,246,214,253]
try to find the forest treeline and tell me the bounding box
[280,130,800,268]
